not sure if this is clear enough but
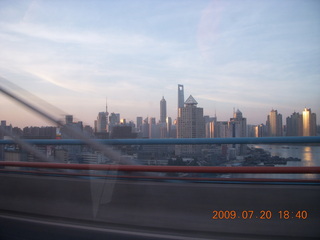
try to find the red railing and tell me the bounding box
[1,161,320,173]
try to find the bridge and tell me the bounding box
[1,80,320,239]
[0,137,320,240]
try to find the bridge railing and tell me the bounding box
[1,136,319,145]
[1,136,320,183]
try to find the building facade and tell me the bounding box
[176,95,205,156]
[229,109,247,155]
[108,112,120,132]
[96,112,107,133]
[177,84,184,112]
[266,109,283,136]
[286,112,302,136]
[302,108,317,136]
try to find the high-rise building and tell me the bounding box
[177,95,205,138]
[176,95,205,156]
[229,109,247,138]
[96,112,107,133]
[109,112,120,130]
[142,117,149,138]
[0,120,11,139]
[110,125,137,139]
[1,120,6,128]
[302,108,317,136]
[166,117,172,138]
[210,121,228,138]
[178,84,184,111]
[94,100,109,133]
[204,115,217,138]
[286,112,302,136]
[149,117,159,138]
[65,115,73,125]
[136,117,143,132]
[110,113,120,124]
[266,109,283,136]
[254,124,267,137]
[160,96,167,123]
[105,98,109,132]
[229,109,247,155]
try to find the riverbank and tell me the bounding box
[243,146,301,166]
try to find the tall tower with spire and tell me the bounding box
[178,84,184,112]
[160,96,167,123]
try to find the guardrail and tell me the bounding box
[1,136,320,183]
[1,136,320,145]
[1,161,320,173]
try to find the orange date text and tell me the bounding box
[211,210,308,220]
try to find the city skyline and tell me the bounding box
[0,81,319,129]
[0,0,319,127]
[1,90,317,136]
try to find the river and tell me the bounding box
[251,144,320,167]
[233,144,320,180]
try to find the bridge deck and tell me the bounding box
[0,173,319,239]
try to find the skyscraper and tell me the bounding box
[136,117,143,132]
[178,84,184,111]
[229,109,247,138]
[286,112,302,136]
[166,117,172,138]
[96,112,107,133]
[176,95,205,156]
[266,109,283,136]
[302,108,317,136]
[160,96,167,123]
[142,117,149,138]
[229,109,247,155]
[109,113,120,132]
[205,115,217,138]
[105,98,109,132]
[149,117,157,138]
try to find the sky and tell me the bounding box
[0,0,319,128]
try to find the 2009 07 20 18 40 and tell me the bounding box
[211,210,308,220]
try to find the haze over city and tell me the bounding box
[0,0,319,128]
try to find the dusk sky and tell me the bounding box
[0,0,319,128]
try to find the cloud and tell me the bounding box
[0,20,178,57]
[1,0,319,126]
[0,22,101,44]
